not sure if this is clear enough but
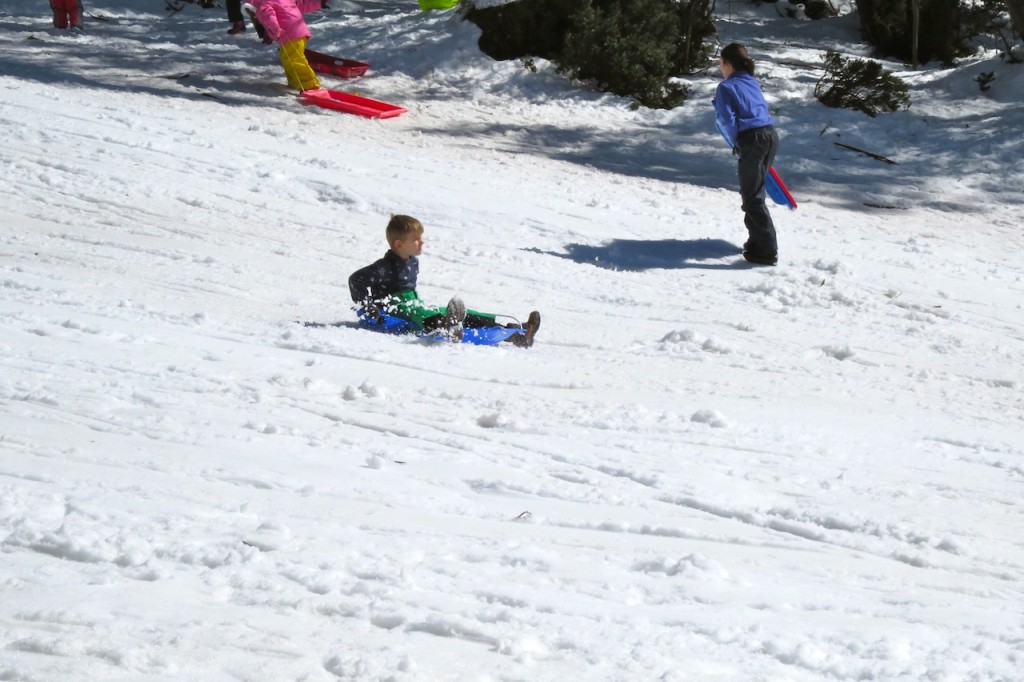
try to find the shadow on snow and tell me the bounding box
[528,238,750,271]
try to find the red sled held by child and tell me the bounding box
[299,50,406,118]
[299,88,407,118]
[304,50,369,78]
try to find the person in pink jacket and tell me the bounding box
[247,0,322,92]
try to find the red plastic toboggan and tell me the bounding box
[300,89,407,119]
[304,50,370,79]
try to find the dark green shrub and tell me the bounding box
[462,0,714,109]
[803,1,840,21]
[558,0,690,108]
[855,0,967,65]
[814,50,911,116]
[962,0,1024,62]
[461,0,578,61]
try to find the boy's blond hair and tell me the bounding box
[386,214,423,248]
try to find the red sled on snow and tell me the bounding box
[304,50,370,79]
[299,88,407,119]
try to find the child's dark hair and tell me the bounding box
[721,43,756,76]
[385,214,423,246]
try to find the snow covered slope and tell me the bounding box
[2,1,1022,680]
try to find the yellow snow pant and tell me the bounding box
[279,37,320,92]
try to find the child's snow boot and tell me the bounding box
[441,296,467,342]
[227,21,246,34]
[742,251,777,266]
[509,311,541,348]
[362,301,384,324]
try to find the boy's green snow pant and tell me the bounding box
[386,290,497,330]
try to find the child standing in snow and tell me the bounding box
[226,0,246,35]
[50,0,83,32]
[713,43,780,266]
[348,215,542,348]
[245,0,322,92]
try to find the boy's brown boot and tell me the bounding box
[510,311,541,348]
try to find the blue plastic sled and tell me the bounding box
[357,310,524,346]
[716,122,798,210]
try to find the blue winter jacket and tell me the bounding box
[348,250,418,304]
[713,72,773,144]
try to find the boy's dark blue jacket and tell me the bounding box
[348,250,418,304]
[714,72,773,144]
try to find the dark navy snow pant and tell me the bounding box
[736,125,779,256]
[227,0,243,23]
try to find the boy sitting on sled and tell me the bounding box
[348,215,541,348]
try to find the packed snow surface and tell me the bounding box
[2,0,1023,680]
